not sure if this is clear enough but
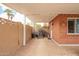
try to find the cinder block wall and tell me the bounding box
[26,25,32,43]
[0,18,32,55]
[18,22,23,47]
[0,22,23,55]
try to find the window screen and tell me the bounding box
[76,19,79,33]
[68,20,75,33]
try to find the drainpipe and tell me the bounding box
[23,15,26,46]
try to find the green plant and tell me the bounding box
[34,23,41,30]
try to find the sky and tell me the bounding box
[0,3,32,24]
[0,3,46,27]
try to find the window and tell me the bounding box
[68,19,75,33]
[76,19,79,33]
[67,18,79,34]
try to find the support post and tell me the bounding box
[23,16,26,46]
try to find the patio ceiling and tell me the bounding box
[3,3,79,23]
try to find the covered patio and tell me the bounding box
[14,38,79,56]
[0,3,79,55]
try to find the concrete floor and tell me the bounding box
[14,38,79,56]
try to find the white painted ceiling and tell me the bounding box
[3,3,79,23]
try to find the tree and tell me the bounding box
[4,9,15,21]
[10,13,15,21]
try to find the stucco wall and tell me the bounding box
[49,15,61,43]
[50,14,79,44]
